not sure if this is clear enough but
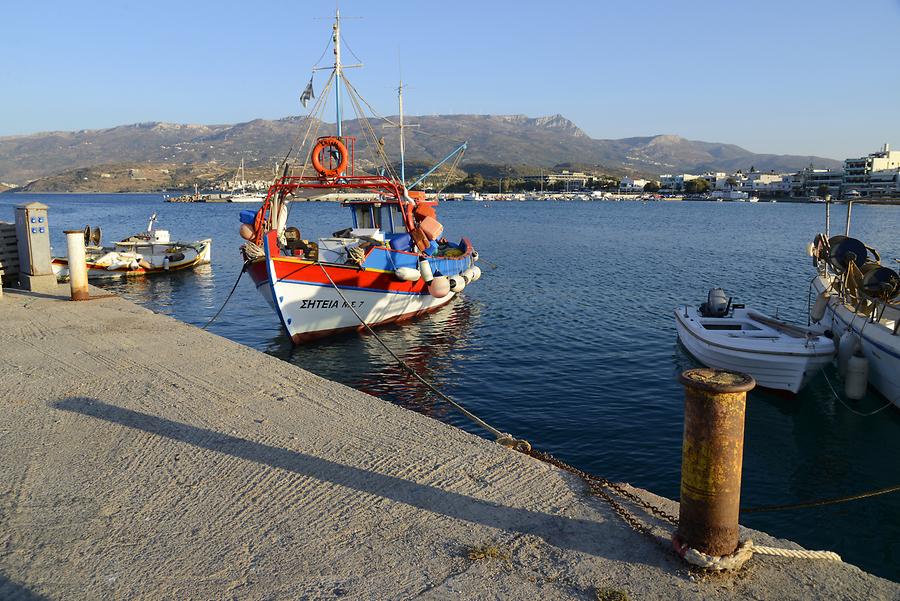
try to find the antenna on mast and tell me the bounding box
[333,8,343,137]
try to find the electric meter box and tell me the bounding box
[15,202,57,292]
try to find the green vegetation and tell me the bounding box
[817,184,830,197]
[467,543,512,563]
[685,178,710,194]
[595,587,629,601]
[643,181,660,193]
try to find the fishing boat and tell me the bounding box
[675,288,835,394]
[52,214,212,279]
[239,10,480,344]
[807,201,900,406]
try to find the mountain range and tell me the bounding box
[0,114,842,188]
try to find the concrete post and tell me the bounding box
[64,230,90,301]
[676,368,755,556]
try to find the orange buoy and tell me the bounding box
[311,137,349,178]
[418,216,443,241]
[413,203,436,220]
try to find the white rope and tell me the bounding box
[676,538,841,571]
[752,543,842,562]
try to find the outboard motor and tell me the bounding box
[699,288,731,317]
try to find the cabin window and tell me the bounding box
[353,206,375,229]
[387,206,403,233]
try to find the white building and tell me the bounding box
[792,168,843,197]
[619,176,649,193]
[659,173,700,192]
[741,172,791,195]
[843,144,900,197]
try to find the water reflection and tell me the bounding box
[99,263,217,315]
[268,298,480,419]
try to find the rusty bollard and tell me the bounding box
[676,368,755,557]
[64,230,90,301]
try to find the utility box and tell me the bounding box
[15,202,57,292]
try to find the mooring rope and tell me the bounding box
[674,538,841,571]
[820,369,894,417]
[315,262,531,452]
[741,483,900,514]
[200,260,250,330]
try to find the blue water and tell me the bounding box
[3,194,900,581]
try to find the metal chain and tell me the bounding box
[526,449,677,553]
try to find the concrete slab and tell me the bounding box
[0,286,896,600]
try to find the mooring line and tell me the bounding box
[741,483,900,514]
[314,262,531,452]
[201,260,250,330]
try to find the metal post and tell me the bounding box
[844,200,853,237]
[64,230,89,301]
[825,198,831,238]
[676,368,755,556]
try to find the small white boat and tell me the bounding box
[675,289,835,393]
[52,215,211,280]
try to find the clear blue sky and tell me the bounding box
[2,0,899,159]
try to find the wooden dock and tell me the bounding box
[0,285,896,599]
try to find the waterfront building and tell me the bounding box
[659,173,699,192]
[619,176,649,193]
[790,168,844,197]
[843,144,900,197]
[741,172,791,195]
[523,170,590,189]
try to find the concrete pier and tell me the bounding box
[0,286,897,600]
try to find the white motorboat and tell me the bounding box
[808,218,900,407]
[52,215,211,279]
[675,289,835,394]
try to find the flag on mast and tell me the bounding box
[300,77,315,108]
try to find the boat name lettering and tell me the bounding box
[300,299,365,310]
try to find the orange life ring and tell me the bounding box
[311,137,349,178]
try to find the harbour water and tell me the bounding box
[3,194,899,580]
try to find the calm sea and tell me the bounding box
[3,193,899,581]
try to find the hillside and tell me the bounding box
[13,163,274,193]
[0,114,842,187]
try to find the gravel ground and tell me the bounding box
[0,285,896,600]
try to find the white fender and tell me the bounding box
[811,292,829,323]
[428,276,450,298]
[394,267,421,282]
[837,332,860,377]
[449,275,466,292]
[418,258,434,284]
[845,353,869,400]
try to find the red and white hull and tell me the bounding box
[247,233,468,343]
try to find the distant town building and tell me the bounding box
[740,172,791,195]
[523,170,590,189]
[658,144,899,200]
[619,176,649,193]
[659,173,700,192]
[842,144,900,197]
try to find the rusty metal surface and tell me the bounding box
[678,368,755,394]
[677,369,754,556]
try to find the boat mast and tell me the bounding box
[333,9,343,138]
[398,79,406,185]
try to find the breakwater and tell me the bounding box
[1,284,897,598]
